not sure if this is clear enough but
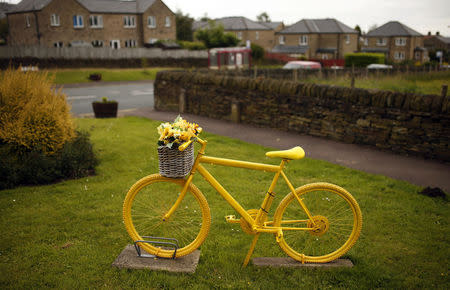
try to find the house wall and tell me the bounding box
[364,36,426,62]
[7,0,176,48]
[142,0,175,44]
[7,12,39,45]
[229,29,274,51]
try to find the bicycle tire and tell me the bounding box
[273,182,362,263]
[123,174,211,258]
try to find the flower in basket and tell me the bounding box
[157,115,202,150]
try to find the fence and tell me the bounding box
[0,46,208,59]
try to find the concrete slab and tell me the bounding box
[112,245,200,273]
[252,257,353,268]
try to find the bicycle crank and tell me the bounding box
[307,215,329,236]
[240,209,264,235]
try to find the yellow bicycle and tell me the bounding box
[123,137,362,266]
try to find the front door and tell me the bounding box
[110,40,120,49]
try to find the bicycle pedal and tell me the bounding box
[225,215,240,223]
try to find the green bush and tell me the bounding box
[250,43,265,62]
[345,53,385,67]
[0,131,98,189]
[177,40,206,50]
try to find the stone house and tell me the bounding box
[193,17,282,51]
[424,33,450,53]
[362,21,428,63]
[274,18,358,60]
[6,0,176,49]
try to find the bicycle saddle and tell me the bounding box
[265,146,305,160]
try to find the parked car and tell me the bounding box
[283,61,322,69]
[367,64,393,69]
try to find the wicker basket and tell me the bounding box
[157,143,194,178]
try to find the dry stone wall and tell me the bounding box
[155,71,450,161]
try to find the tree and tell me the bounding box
[195,20,239,48]
[256,12,271,23]
[354,25,362,52]
[175,10,194,41]
[354,25,362,36]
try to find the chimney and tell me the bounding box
[436,31,440,36]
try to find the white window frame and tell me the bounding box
[73,15,84,28]
[110,40,121,49]
[345,35,350,44]
[50,14,60,26]
[279,35,285,45]
[321,54,328,60]
[26,15,31,27]
[92,40,104,47]
[415,51,421,60]
[255,31,259,40]
[364,38,368,46]
[299,35,308,45]
[395,37,406,46]
[148,38,158,44]
[123,15,136,28]
[394,51,405,60]
[165,16,171,27]
[147,16,156,28]
[53,41,63,48]
[125,39,137,48]
[89,15,103,28]
[237,32,242,40]
[376,38,386,46]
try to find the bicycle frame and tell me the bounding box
[163,137,316,235]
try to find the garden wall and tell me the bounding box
[154,71,450,161]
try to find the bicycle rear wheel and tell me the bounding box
[273,182,362,263]
[123,174,211,258]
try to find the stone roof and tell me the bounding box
[258,21,283,30]
[0,2,15,18]
[366,21,422,37]
[271,45,308,54]
[194,17,272,31]
[7,0,158,14]
[278,18,358,34]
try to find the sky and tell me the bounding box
[4,0,450,36]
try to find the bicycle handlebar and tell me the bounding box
[178,137,207,151]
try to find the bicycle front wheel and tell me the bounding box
[123,174,211,258]
[273,182,362,263]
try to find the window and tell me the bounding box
[394,51,405,60]
[26,15,30,27]
[395,37,406,46]
[148,38,158,44]
[92,40,104,47]
[73,15,84,28]
[147,16,156,28]
[321,54,328,60]
[123,16,136,28]
[415,51,421,60]
[125,39,137,48]
[376,38,386,46]
[299,35,308,45]
[50,14,60,26]
[255,31,259,40]
[110,40,120,49]
[364,38,368,46]
[53,41,63,48]
[237,32,242,40]
[279,35,285,45]
[345,35,350,44]
[89,15,103,28]
[165,16,171,27]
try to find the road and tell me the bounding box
[62,82,154,116]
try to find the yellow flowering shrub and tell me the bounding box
[0,67,75,154]
[157,115,202,149]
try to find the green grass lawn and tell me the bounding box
[302,70,450,95]
[0,117,448,288]
[46,68,175,84]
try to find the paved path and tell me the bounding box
[117,107,450,193]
